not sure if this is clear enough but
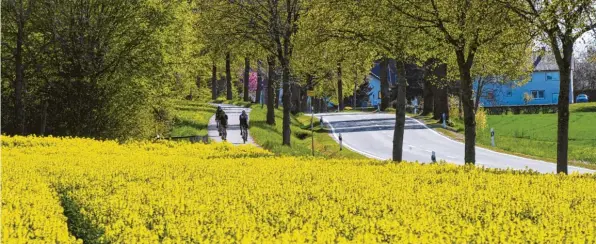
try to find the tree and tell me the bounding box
[1,0,193,139]
[502,0,596,173]
[395,0,532,164]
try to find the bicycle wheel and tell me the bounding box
[242,128,247,143]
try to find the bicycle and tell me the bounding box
[221,125,227,141]
[240,124,248,143]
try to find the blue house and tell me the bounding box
[366,60,398,107]
[474,54,574,107]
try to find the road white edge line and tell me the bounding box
[406,116,593,173]
[320,117,386,160]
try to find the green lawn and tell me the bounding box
[245,104,365,159]
[170,100,215,137]
[417,102,596,168]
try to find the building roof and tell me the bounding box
[533,53,559,71]
[370,59,398,85]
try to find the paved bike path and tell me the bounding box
[207,104,256,145]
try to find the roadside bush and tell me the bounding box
[476,107,488,130]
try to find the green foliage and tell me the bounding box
[1,0,209,140]
[170,100,216,137]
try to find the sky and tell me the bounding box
[576,32,595,56]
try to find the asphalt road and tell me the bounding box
[315,112,594,174]
[208,104,255,145]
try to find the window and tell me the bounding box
[531,90,545,99]
[487,91,495,100]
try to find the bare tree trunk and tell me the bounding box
[380,58,389,111]
[281,59,291,146]
[474,77,484,113]
[40,100,48,135]
[275,81,280,109]
[256,60,262,104]
[244,57,250,102]
[422,78,434,116]
[393,61,407,162]
[432,64,449,122]
[353,78,358,108]
[226,52,232,100]
[554,41,573,174]
[211,63,217,100]
[457,50,476,165]
[15,16,26,135]
[337,62,343,111]
[266,56,276,125]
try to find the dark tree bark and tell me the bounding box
[256,60,262,104]
[226,52,232,100]
[40,100,48,135]
[275,78,280,109]
[553,38,574,174]
[337,62,343,111]
[422,77,434,116]
[428,63,449,122]
[474,77,485,113]
[266,56,276,125]
[456,50,476,165]
[244,57,250,102]
[353,77,358,108]
[393,61,407,162]
[380,58,390,111]
[432,85,449,121]
[211,63,217,100]
[281,59,291,146]
[14,8,27,135]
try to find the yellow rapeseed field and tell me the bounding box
[2,136,596,243]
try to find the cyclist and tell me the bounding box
[239,110,249,136]
[219,111,229,140]
[215,106,224,135]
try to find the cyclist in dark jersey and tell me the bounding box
[239,110,248,135]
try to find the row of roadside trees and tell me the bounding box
[198,0,595,174]
[2,0,594,173]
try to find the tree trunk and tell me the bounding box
[275,82,280,109]
[353,79,358,108]
[422,78,434,116]
[40,100,48,135]
[256,60,262,104]
[337,62,343,111]
[457,51,476,165]
[393,61,407,162]
[15,19,26,135]
[554,41,573,174]
[380,58,389,111]
[244,57,250,102]
[432,64,449,122]
[211,63,217,100]
[266,56,276,125]
[281,59,291,146]
[226,52,232,100]
[474,77,484,113]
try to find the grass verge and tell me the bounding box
[412,102,596,170]
[215,100,365,159]
[170,100,215,137]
